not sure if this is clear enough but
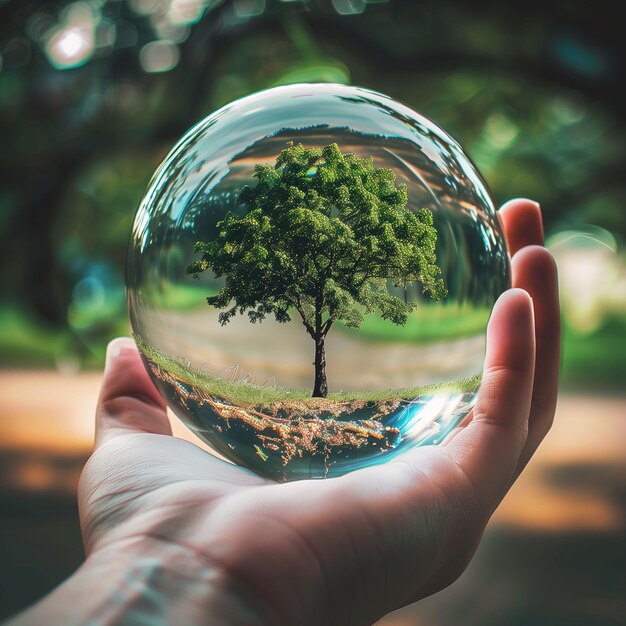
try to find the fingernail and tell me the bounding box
[508,287,532,302]
[522,197,540,208]
[500,197,540,211]
[499,288,534,312]
[105,337,135,370]
[516,197,540,208]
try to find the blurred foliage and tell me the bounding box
[0,0,625,388]
[562,315,626,389]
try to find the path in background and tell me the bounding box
[140,308,485,390]
[1,371,625,624]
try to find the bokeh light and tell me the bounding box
[233,0,266,18]
[139,39,180,72]
[44,2,96,70]
[549,226,625,333]
[332,0,366,15]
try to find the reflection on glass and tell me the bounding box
[127,83,510,481]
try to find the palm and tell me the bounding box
[80,199,560,626]
[81,427,478,625]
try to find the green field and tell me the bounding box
[143,282,217,311]
[134,334,481,406]
[338,303,491,344]
[143,281,492,344]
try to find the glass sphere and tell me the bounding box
[127,83,510,481]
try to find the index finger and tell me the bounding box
[499,198,544,254]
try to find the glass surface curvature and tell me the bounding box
[126,83,510,481]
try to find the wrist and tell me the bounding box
[105,534,274,626]
[8,535,271,626]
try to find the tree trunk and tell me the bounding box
[312,337,328,398]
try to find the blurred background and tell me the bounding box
[0,0,625,623]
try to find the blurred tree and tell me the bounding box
[0,0,624,369]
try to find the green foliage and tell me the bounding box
[3,2,625,391]
[187,142,447,339]
[561,315,626,390]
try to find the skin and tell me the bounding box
[9,198,560,626]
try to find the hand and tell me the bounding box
[11,199,560,626]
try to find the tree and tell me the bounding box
[187,142,447,398]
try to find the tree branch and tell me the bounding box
[295,295,316,339]
[322,318,333,337]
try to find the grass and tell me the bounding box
[144,282,217,311]
[149,282,626,390]
[0,304,130,369]
[337,303,491,344]
[5,290,624,394]
[0,307,70,367]
[134,334,481,407]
